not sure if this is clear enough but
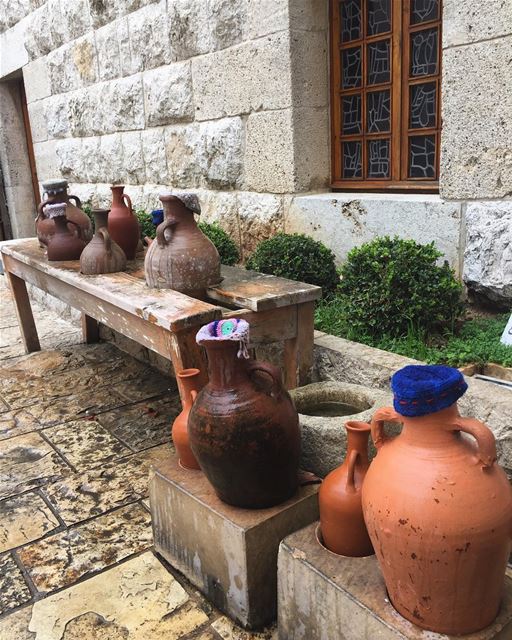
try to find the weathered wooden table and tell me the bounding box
[0,238,321,397]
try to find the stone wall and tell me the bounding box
[0,0,329,260]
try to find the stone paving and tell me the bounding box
[0,275,276,639]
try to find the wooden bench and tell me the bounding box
[0,238,321,398]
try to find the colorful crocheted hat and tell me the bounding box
[391,364,468,417]
[44,202,67,218]
[196,318,250,359]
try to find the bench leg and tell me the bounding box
[5,270,41,354]
[81,313,100,344]
[169,328,209,403]
[284,301,315,389]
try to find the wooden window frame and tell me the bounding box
[330,0,442,191]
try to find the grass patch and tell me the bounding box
[315,297,512,367]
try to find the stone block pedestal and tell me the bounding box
[149,454,319,629]
[278,523,512,640]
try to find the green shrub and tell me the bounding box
[136,209,155,240]
[338,236,463,339]
[82,201,94,226]
[246,233,339,297]
[198,222,240,266]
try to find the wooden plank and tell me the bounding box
[3,268,40,353]
[0,239,222,332]
[222,307,297,343]
[283,301,315,389]
[81,313,100,344]
[208,266,322,312]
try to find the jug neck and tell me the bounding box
[204,341,248,389]
[399,404,462,447]
[111,186,125,205]
[346,422,371,465]
[93,210,109,231]
[45,191,67,204]
[177,369,201,408]
[161,196,196,227]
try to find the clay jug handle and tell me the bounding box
[156,218,177,247]
[36,200,47,223]
[68,194,82,209]
[190,389,198,403]
[98,227,112,254]
[370,406,401,449]
[246,360,282,400]
[453,416,497,469]
[345,449,359,493]
[122,193,132,212]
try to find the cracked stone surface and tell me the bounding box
[0,492,60,552]
[0,275,275,637]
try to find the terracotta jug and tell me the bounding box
[172,369,202,470]
[188,319,300,508]
[36,179,92,247]
[144,192,221,298]
[319,421,374,557]
[45,203,86,261]
[80,209,127,275]
[362,365,512,635]
[108,185,140,260]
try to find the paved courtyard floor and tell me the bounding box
[0,275,275,639]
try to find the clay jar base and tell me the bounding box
[315,524,374,559]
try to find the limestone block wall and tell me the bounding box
[0,0,329,260]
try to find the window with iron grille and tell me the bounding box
[330,0,442,190]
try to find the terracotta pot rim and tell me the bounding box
[345,420,371,433]
[315,524,374,559]
[177,368,201,379]
[111,184,125,190]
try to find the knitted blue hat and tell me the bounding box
[151,209,164,225]
[391,365,468,417]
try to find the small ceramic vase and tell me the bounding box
[36,179,92,247]
[45,203,86,261]
[80,209,127,275]
[108,185,140,260]
[188,319,300,508]
[144,192,221,299]
[362,365,512,635]
[172,369,202,470]
[319,421,374,557]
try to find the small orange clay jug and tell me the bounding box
[319,421,374,557]
[362,365,512,635]
[80,209,127,275]
[108,185,140,260]
[36,179,92,247]
[45,203,86,261]
[172,369,201,470]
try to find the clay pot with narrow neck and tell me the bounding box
[188,321,300,508]
[319,421,374,557]
[362,403,512,635]
[36,179,92,247]
[108,185,140,260]
[172,369,202,470]
[144,193,221,299]
[80,209,127,275]
[45,203,87,261]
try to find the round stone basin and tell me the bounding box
[290,381,391,478]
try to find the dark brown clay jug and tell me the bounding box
[188,319,300,508]
[80,209,127,275]
[319,421,374,557]
[45,203,86,261]
[108,185,140,260]
[362,365,512,635]
[144,192,221,299]
[172,369,202,470]
[36,179,92,247]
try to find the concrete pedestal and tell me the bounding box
[278,523,512,640]
[149,454,319,629]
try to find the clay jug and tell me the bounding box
[80,209,127,275]
[362,365,512,635]
[36,179,92,247]
[319,421,374,557]
[108,185,140,260]
[188,319,300,508]
[172,369,202,470]
[45,203,86,261]
[144,192,221,299]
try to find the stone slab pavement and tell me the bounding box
[0,275,276,639]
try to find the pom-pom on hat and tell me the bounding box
[391,365,468,417]
[196,318,250,359]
